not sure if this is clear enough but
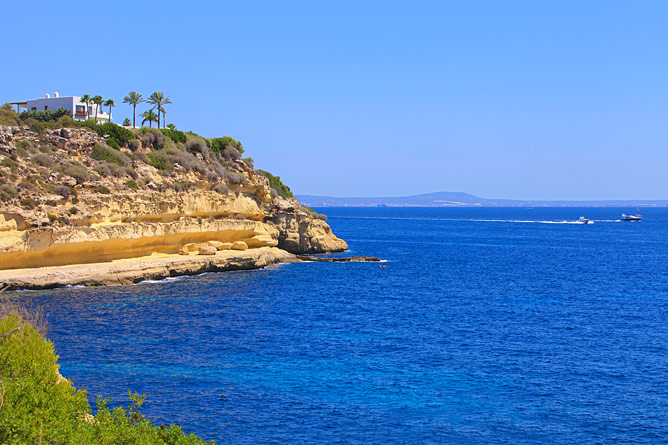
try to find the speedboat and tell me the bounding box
[577,216,592,224]
[621,214,642,221]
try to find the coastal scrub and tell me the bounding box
[0,303,212,444]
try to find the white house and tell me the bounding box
[11,92,112,123]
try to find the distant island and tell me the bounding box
[296,192,668,208]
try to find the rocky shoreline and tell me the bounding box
[0,247,380,290]
[0,124,357,287]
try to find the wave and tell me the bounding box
[138,276,184,285]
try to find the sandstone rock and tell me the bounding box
[207,240,230,250]
[0,125,350,274]
[231,241,248,251]
[183,243,198,253]
[270,211,347,254]
[274,196,297,212]
[61,177,77,187]
[198,245,217,255]
[0,247,296,289]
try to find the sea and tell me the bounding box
[13,207,668,443]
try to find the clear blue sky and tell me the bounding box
[2,1,668,200]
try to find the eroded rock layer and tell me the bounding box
[0,125,347,270]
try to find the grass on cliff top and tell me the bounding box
[0,302,212,444]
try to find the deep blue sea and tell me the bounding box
[13,207,668,443]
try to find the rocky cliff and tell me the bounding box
[0,124,347,271]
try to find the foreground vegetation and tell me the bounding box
[0,304,212,443]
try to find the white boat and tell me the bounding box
[621,214,642,221]
[577,216,592,224]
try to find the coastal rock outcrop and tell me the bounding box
[0,247,296,289]
[268,205,348,253]
[0,125,347,273]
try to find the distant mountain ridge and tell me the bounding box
[296,192,668,207]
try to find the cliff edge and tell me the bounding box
[0,124,347,283]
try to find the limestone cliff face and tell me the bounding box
[0,125,347,270]
[266,197,348,253]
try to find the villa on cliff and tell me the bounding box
[10,92,111,123]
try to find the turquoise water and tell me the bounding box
[17,207,668,443]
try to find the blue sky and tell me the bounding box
[2,1,668,200]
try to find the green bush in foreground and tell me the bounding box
[0,306,212,444]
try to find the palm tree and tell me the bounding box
[123,91,144,128]
[167,123,176,130]
[80,94,91,119]
[92,95,103,122]
[103,99,114,123]
[141,109,158,128]
[147,92,172,129]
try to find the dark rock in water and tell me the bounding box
[296,255,381,262]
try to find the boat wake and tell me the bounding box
[467,219,603,224]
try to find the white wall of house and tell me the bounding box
[25,94,111,122]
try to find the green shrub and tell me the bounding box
[21,118,59,135]
[37,141,56,153]
[242,157,254,168]
[161,128,187,144]
[64,165,90,184]
[125,166,138,179]
[224,170,244,185]
[148,150,171,171]
[18,178,36,191]
[138,128,164,149]
[258,170,294,198]
[0,103,20,126]
[54,185,70,199]
[164,146,205,174]
[96,123,135,149]
[123,118,131,126]
[132,151,150,163]
[15,140,32,157]
[19,107,71,122]
[210,136,244,155]
[91,144,128,166]
[20,197,37,209]
[125,179,138,190]
[31,153,54,167]
[0,184,18,201]
[94,163,112,177]
[127,139,141,151]
[56,115,80,128]
[95,185,111,194]
[1,156,17,172]
[109,164,126,178]
[80,119,99,133]
[213,182,228,195]
[0,307,211,444]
